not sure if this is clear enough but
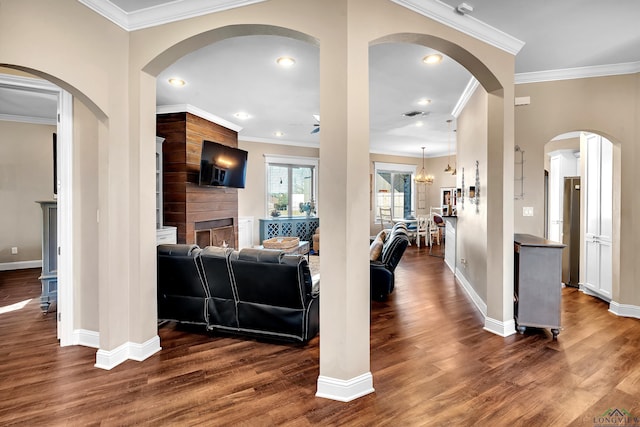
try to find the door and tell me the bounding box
[548,156,562,242]
[583,134,612,298]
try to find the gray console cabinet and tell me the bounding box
[514,233,565,339]
[37,201,57,313]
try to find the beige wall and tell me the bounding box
[1,0,142,352]
[0,121,56,263]
[515,74,639,305]
[456,86,489,301]
[72,99,100,331]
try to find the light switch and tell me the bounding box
[523,207,534,217]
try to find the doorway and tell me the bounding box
[545,132,613,301]
[0,72,74,345]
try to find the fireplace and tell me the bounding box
[194,218,235,248]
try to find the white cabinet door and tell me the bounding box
[238,216,254,249]
[583,134,612,298]
[548,150,579,243]
[548,155,562,242]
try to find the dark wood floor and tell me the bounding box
[1,246,639,426]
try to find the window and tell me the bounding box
[374,162,417,221]
[265,155,318,217]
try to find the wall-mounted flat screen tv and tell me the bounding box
[198,140,248,188]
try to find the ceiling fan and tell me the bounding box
[311,114,320,134]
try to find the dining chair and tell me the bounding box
[429,213,444,246]
[379,207,394,231]
[416,216,429,248]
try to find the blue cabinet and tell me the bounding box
[37,201,57,313]
[259,217,319,248]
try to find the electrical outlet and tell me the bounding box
[11,247,18,255]
[523,207,534,217]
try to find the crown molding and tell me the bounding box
[515,61,640,84]
[0,114,57,126]
[451,76,479,118]
[391,0,524,55]
[78,0,267,31]
[241,135,319,149]
[0,73,59,124]
[0,73,60,93]
[156,104,243,132]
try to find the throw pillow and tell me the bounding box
[375,229,387,243]
[370,235,384,261]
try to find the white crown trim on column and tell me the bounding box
[391,0,525,55]
[78,0,268,31]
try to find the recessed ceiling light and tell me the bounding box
[276,56,296,67]
[417,98,432,106]
[234,112,251,120]
[168,78,186,87]
[422,54,443,65]
[274,131,285,137]
[416,121,424,127]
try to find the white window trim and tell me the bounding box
[264,154,319,217]
[374,161,417,174]
[373,162,417,221]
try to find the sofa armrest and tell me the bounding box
[370,261,392,281]
[370,261,394,301]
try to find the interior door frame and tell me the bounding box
[57,89,74,346]
[0,73,74,345]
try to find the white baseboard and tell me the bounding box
[94,335,161,370]
[455,269,516,337]
[316,372,374,402]
[579,284,612,302]
[484,317,517,337]
[0,260,42,271]
[455,268,487,316]
[73,329,100,348]
[129,335,162,362]
[444,258,455,274]
[609,301,640,319]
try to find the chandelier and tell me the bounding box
[415,146,434,184]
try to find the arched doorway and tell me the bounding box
[369,32,514,338]
[134,2,515,401]
[0,68,74,345]
[545,131,619,303]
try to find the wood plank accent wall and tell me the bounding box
[156,112,239,246]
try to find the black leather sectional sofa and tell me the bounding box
[157,244,319,343]
[370,222,411,301]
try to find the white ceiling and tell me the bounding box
[3,0,640,157]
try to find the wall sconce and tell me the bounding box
[469,160,480,213]
[460,167,465,210]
